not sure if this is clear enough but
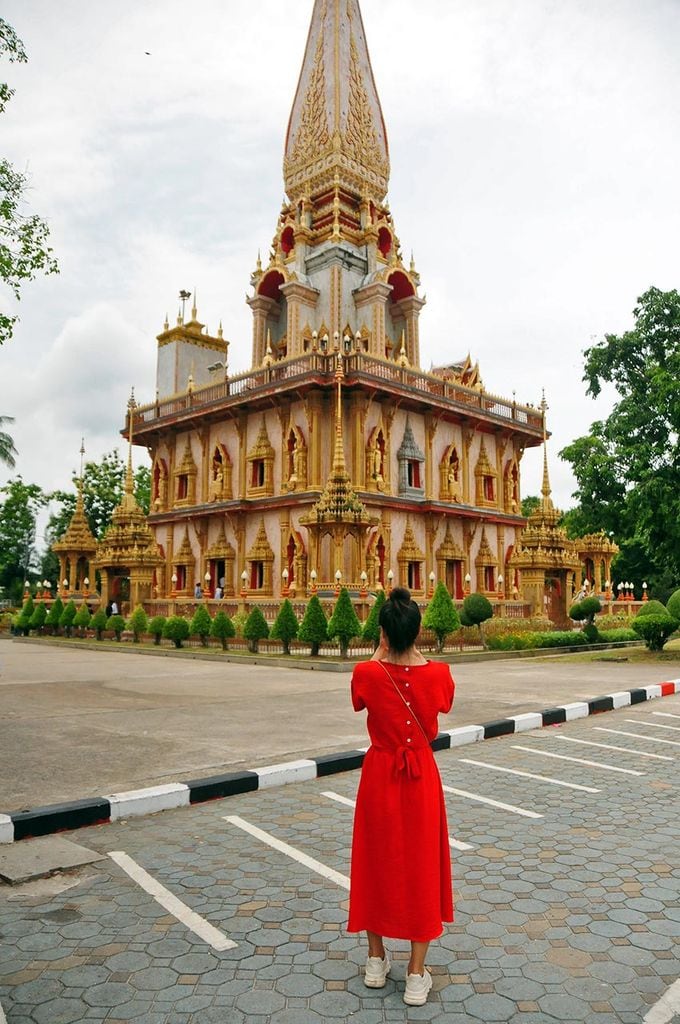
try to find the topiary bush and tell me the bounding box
[107,614,126,641]
[666,589,680,621]
[631,612,679,651]
[327,587,362,658]
[231,610,248,638]
[163,615,190,649]
[190,605,213,648]
[244,606,270,654]
[149,615,167,646]
[362,590,386,650]
[91,608,108,640]
[423,582,460,653]
[271,599,299,655]
[569,601,587,622]
[128,605,148,643]
[211,610,235,651]
[299,595,328,657]
[16,597,35,636]
[60,600,78,638]
[461,593,494,647]
[45,597,64,634]
[635,599,668,618]
[598,628,638,643]
[28,602,47,634]
[73,603,91,637]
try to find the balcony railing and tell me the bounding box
[131,352,544,433]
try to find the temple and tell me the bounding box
[56,1,617,621]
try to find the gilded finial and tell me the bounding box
[218,320,223,340]
[164,313,169,331]
[262,330,274,367]
[256,250,262,273]
[191,289,197,322]
[398,331,410,368]
[410,251,416,274]
[125,388,137,495]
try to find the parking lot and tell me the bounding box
[1,695,679,1023]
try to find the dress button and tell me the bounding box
[405,667,409,673]
[407,720,412,725]
[407,738,412,743]
[406,701,411,706]
[405,683,410,688]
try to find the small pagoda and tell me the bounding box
[52,441,97,599]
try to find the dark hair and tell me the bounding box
[379,586,421,654]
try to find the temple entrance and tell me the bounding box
[544,575,567,625]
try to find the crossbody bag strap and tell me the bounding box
[376,660,430,744]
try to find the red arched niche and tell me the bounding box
[388,270,415,302]
[258,270,285,301]
[378,227,392,257]
[281,226,295,255]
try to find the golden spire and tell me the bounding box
[124,388,136,498]
[332,352,347,475]
[284,0,390,202]
[191,289,197,322]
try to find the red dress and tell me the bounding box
[347,659,455,942]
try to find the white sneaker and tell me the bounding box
[364,953,391,988]
[404,968,433,1005]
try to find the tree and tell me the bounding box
[666,590,680,621]
[107,613,126,641]
[91,608,108,640]
[570,595,601,642]
[45,596,63,633]
[362,590,386,650]
[128,605,148,643]
[327,588,361,658]
[521,495,541,519]
[299,595,328,657]
[0,415,17,468]
[163,615,190,649]
[423,582,460,653]
[0,478,48,602]
[47,451,151,542]
[461,593,494,647]
[632,612,678,652]
[28,601,46,633]
[60,600,77,638]
[149,615,167,646]
[1,18,58,346]
[271,599,299,655]
[243,606,269,654]
[190,605,213,648]
[73,603,91,637]
[211,610,235,651]
[560,287,680,592]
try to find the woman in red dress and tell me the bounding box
[348,587,455,1006]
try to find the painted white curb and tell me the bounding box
[0,814,13,844]
[107,784,190,820]
[446,724,484,746]
[608,691,633,708]
[562,701,589,720]
[511,713,544,732]
[644,684,663,700]
[254,759,317,789]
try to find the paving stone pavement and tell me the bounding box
[1,696,679,1023]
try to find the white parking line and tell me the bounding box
[512,745,645,777]
[458,759,600,793]
[556,735,673,761]
[653,711,680,720]
[595,728,680,748]
[626,719,680,732]
[225,815,350,890]
[0,999,6,1024]
[643,977,680,1023]
[321,791,475,851]
[108,851,236,951]
[442,785,542,819]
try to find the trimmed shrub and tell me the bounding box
[598,628,638,643]
[91,608,108,640]
[211,610,235,651]
[231,610,248,638]
[244,607,269,654]
[107,614,126,641]
[362,590,386,650]
[423,582,460,653]
[190,605,213,648]
[299,595,328,657]
[73,604,91,637]
[149,615,167,646]
[631,612,679,651]
[666,589,680,621]
[569,601,587,621]
[29,602,47,633]
[327,588,362,658]
[461,593,494,646]
[163,615,190,649]
[45,597,64,633]
[16,596,35,636]
[271,599,299,655]
[128,605,148,643]
[60,600,78,638]
[635,599,668,618]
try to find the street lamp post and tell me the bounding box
[464,572,472,596]
[240,570,248,599]
[387,569,394,593]
[204,570,212,600]
[497,574,504,599]
[282,568,289,596]
[309,569,318,595]
[170,573,178,599]
[429,571,436,596]
[335,569,342,595]
[360,571,368,599]
[642,581,648,602]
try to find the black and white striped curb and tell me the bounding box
[2,680,678,845]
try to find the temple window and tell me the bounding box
[252,459,265,488]
[483,475,495,502]
[250,561,264,590]
[408,562,422,591]
[177,474,188,501]
[484,565,495,592]
[397,418,425,497]
[176,566,186,591]
[407,460,421,489]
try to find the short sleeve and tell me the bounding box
[440,665,455,714]
[351,665,366,712]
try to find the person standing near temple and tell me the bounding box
[347,587,455,1006]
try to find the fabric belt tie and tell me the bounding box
[394,745,421,779]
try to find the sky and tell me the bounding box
[1,0,679,536]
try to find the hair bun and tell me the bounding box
[390,586,412,603]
